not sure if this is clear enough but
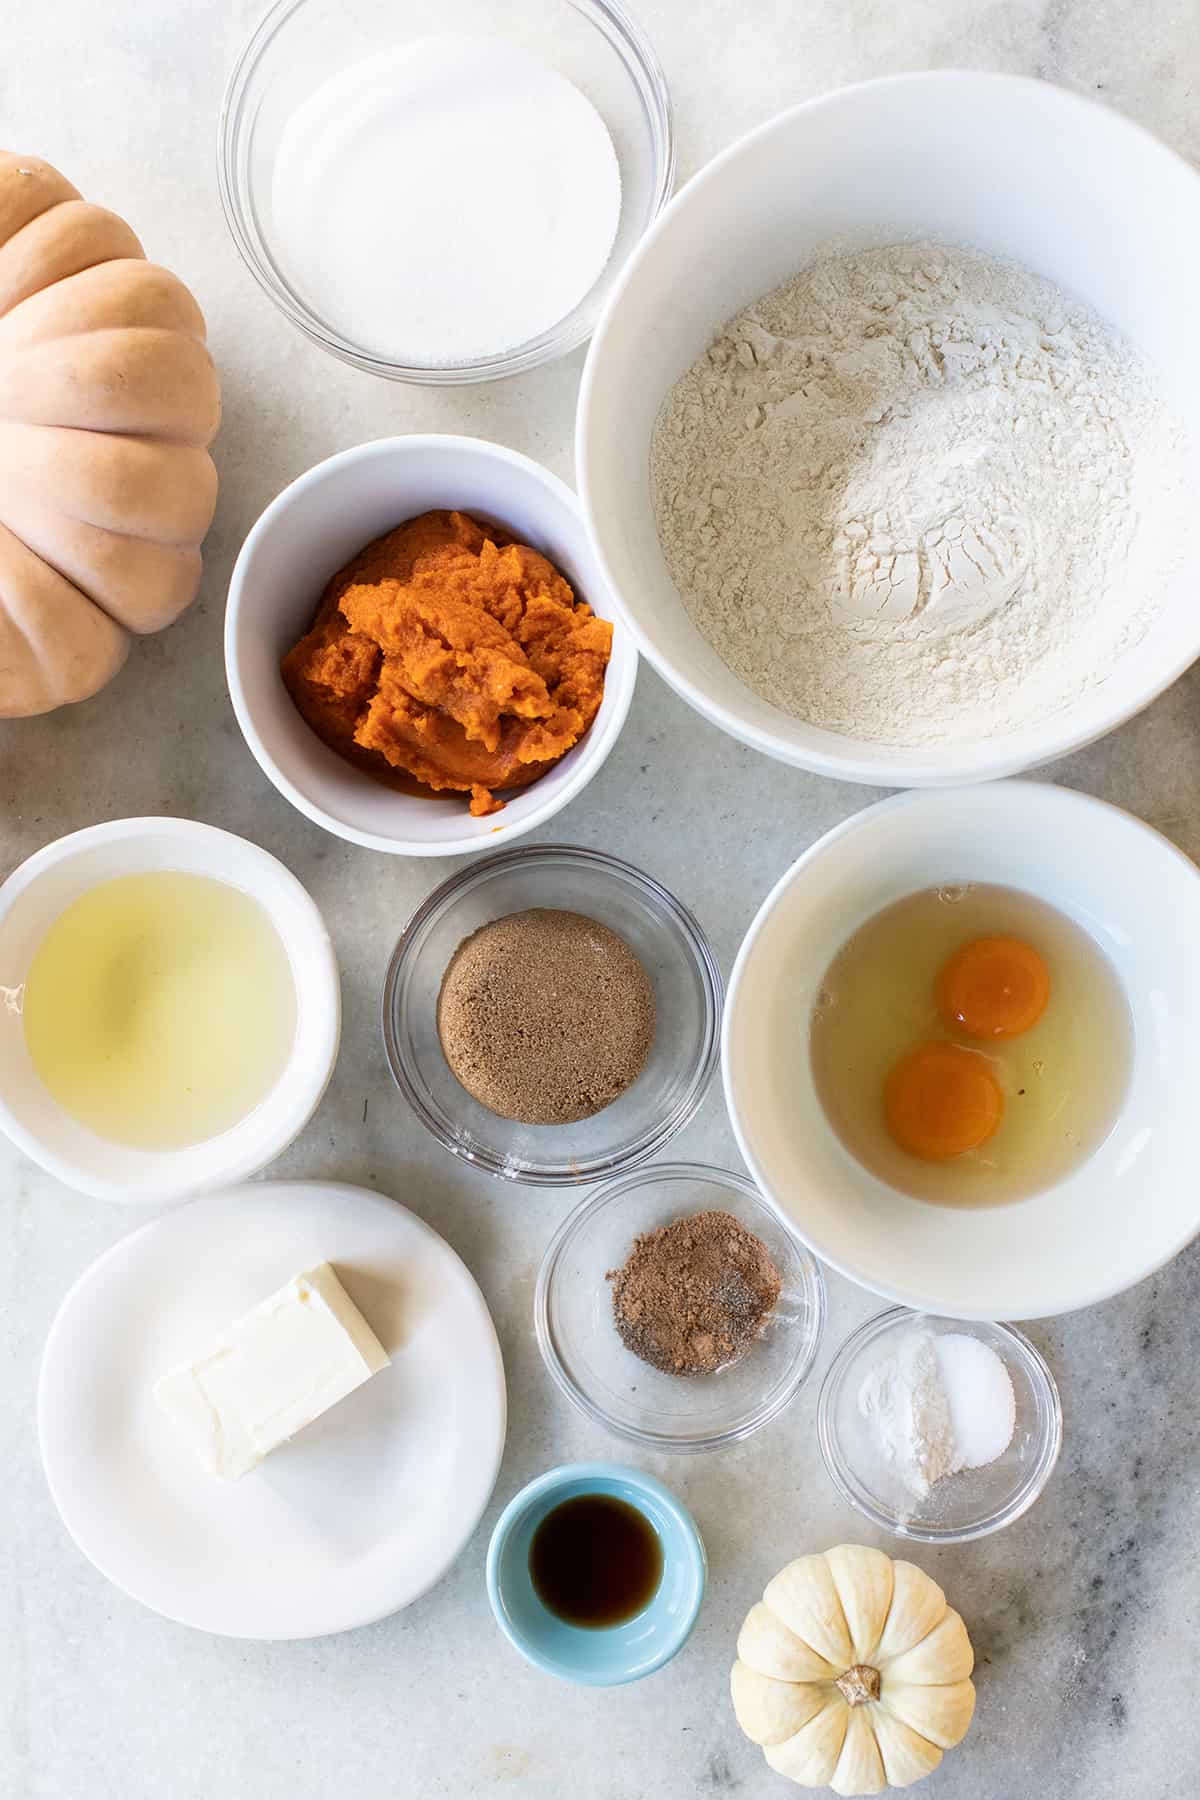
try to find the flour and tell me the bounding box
[650,244,1194,743]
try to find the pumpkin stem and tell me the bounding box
[836,1664,881,1707]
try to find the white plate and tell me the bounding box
[38,1180,506,1638]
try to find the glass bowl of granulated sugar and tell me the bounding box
[219,0,673,381]
[536,1162,826,1453]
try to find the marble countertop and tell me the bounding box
[4,2,1199,1796]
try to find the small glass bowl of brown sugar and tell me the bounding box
[382,845,722,1184]
[536,1162,826,1452]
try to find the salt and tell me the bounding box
[934,1331,1017,1472]
[271,34,622,366]
[858,1327,1015,1498]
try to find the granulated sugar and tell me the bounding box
[272,35,621,365]
[650,243,1194,744]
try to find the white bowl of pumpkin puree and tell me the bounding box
[225,435,637,856]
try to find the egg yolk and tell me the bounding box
[884,1040,1004,1161]
[936,935,1050,1039]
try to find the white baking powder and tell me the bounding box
[858,1327,1016,1498]
[651,244,1194,743]
[271,35,621,366]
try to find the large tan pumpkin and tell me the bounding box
[0,151,220,715]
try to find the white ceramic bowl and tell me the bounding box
[226,435,637,855]
[578,72,1200,785]
[723,782,1200,1319]
[0,819,340,1203]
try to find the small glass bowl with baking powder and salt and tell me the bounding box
[818,1308,1062,1543]
[536,1163,826,1452]
[382,847,722,1185]
[219,0,673,382]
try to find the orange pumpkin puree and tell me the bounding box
[281,510,612,816]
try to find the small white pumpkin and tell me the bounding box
[731,1545,976,1796]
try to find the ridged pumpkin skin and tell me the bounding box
[0,151,220,715]
[731,1546,976,1795]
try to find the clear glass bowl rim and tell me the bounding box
[535,1159,828,1452]
[380,845,724,1186]
[216,0,675,383]
[817,1305,1064,1544]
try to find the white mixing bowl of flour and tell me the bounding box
[577,72,1200,784]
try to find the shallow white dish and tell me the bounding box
[0,818,339,1204]
[225,434,638,856]
[38,1180,507,1638]
[578,71,1200,785]
[723,781,1200,1319]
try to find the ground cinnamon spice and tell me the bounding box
[608,1210,782,1377]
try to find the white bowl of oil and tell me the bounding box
[0,818,339,1203]
[723,781,1200,1320]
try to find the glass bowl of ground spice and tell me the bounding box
[536,1162,826,1452]
[382,846,722,1184]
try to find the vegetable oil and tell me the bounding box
[22,871,297,1151]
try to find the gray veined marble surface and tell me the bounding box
[3,1,1200,1796]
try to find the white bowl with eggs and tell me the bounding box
[0,818,340,1203]
[225,435,638,856]
[577,71,1200,785]
[723,781,1200,1320]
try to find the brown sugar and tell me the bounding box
[281,510,612,816]
[436,908,655,1125]
[608,1210,782,1376]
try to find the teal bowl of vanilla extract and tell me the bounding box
[486,1462,707,1685]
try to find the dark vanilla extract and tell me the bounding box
[529,1493,663,1628]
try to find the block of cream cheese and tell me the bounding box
[154,1262,390,1480]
